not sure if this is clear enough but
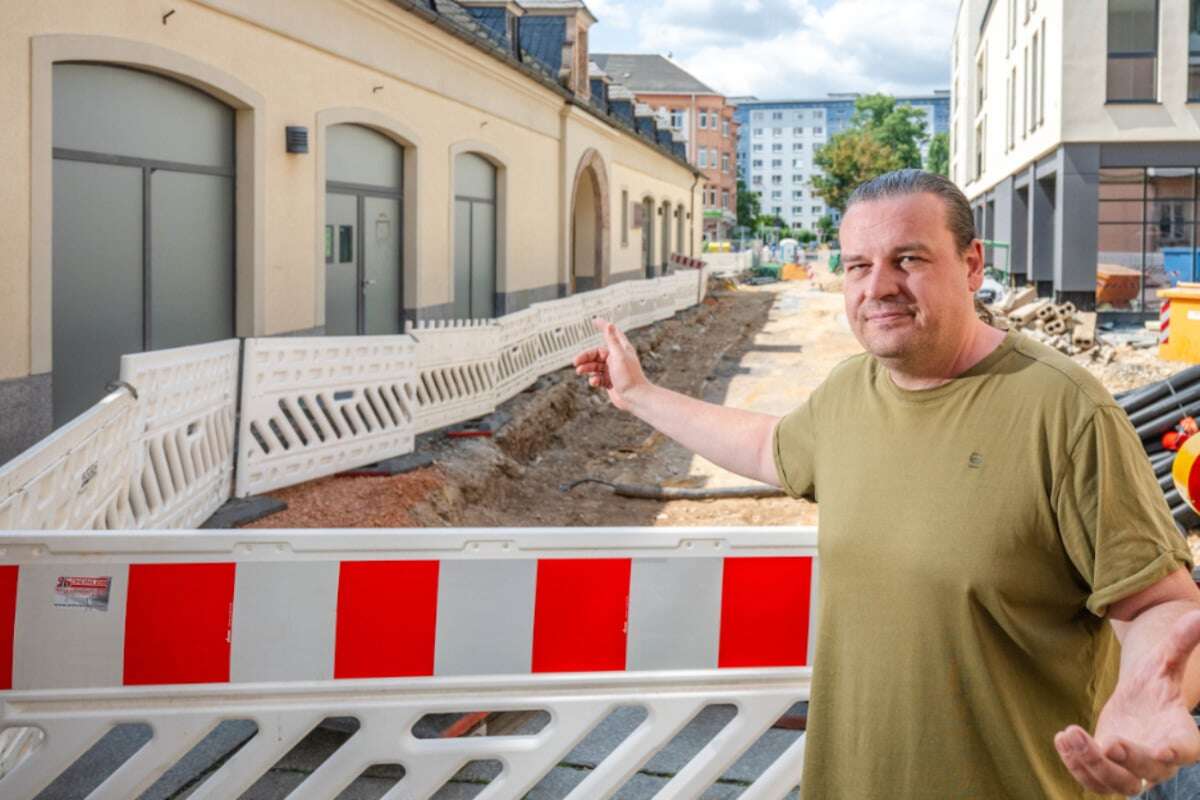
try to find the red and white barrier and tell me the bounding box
[0,528,816,799]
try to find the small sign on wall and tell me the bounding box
[632,202,644,229]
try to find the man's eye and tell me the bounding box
[899,255,920,266]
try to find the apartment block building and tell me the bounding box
[591,54,739,240]
[953,0,1200,313]
[734,93,951,233]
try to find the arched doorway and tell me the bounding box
[569,149,610,293]
[454,153,498,319]
[325,124,404,336]
[51,63,236,426]
[642,196,656,278]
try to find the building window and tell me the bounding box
[699,113,708,130]
[793,174,804,183]
[772,143,783,152]
[812,205,823,213]
[974,118,986,179]
[976,48,987,107]
[1191,1,1200,99]
[722,190,729,208]
[722,119,730,137]
[1009,0,1018,49]
[753,111,764,121]
[1030,30,1040,129]
[752,175,763,185]
[722,153,730,172]
[772,190,782,200]
[793,159,804,168]
[772,206,782,215]
[754,128,764,136]
[1107,0,1158,102]
[710,111,719,128]
[752,144,763,152]
[752,159,763,168]
[772,159,783,168]
[621,189,629,247]
[773,127,783,136]
[813,127,823,135]
[1039,18,1047,123]
[698,149,708,168]
[1023,45,1030,135]
[793,127,803,135]
[793,190,803,200]
[771,175,783,185]
[772,111,783,120]
[670,109,685,129]
[1007,70,1015,150]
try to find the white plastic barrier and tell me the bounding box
[0,390,139,530]
[235,336,419,497]
[407,320,501,436]
[119,340,240,529]
[530,295,598,374]
[0,527,816,799]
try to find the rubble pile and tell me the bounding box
[990,287,1114,363]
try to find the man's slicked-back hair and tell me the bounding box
[845,169,977,252]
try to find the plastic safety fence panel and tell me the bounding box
[672,269,701,312]
[578,283,625,335]
[119,340,239,529]
[530,295,595,374]
[700,264,713,303]
[0,390,139,530]
[406,320,501,435]
[493,308,545,404]
[650,276,680,322]
[0,527,817,800]
[236,336,418,497]
[625,279,662,331]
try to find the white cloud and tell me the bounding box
[587,0,956,98]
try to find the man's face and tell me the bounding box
[839,193,982,363]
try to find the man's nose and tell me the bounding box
[864,262,902,299]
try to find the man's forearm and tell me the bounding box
[621,383,782,486]
[1116,598,1200,708]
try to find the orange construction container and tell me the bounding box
[1158,283,1200,363]
[1096,263,1141,308]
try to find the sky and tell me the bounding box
[585,0,959,100]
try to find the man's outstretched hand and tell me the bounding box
[573,317,649,412]
[1056,610,1200,796]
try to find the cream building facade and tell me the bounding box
[953,0,1200,313]
[0,0,701,462]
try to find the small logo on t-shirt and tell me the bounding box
[968,452,985,468]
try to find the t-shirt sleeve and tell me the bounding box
[1054,404,1194,617]
[773,396,818,501]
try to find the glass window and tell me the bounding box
[773,206,782,215]
[771,175,783,185]
[793,174,804,183]
[621,189,629,247]
[722,119,730,137]
[793,127,803,134]
[793,142,803,151]
[772,111,783,120]
[670,109,685,129]
[1097,167,1198,313]
[772,159,783,167]
[813,127,823,135]
[754,128,765,136]
[772,190,782,199]
[793,190,803,200]
[1031,31,1039,129]
[722,190,729,208]
[773,127,783,136]
[752,175,763,185]
[752,144,763,152]
[1107,0,1158,102]
[772,143,783,152]
[698,149,708,168]
[1190,0,1200,99]
[753,111,764,121]
[752,159,763,168]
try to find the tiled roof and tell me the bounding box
[590,54,716,94]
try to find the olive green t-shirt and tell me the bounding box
[773,331,1193,800]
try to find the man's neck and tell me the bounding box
[884,322,1008,391]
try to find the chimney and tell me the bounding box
[518,1,597,99]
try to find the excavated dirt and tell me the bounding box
[247,287,803,529]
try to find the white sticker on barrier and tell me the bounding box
[119,340,240,529]
[235,336,419,497]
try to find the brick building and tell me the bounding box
[591,54,739,241]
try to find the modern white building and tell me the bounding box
[735,94,951,233]
[953,0,1200,314]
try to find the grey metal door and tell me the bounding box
[453,154,497,319]
[51,64,235,426]
[325,125,404,335]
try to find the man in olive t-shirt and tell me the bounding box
[575,170,1200,798]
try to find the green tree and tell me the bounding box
[926,132,950,177]
[735,178,760,228]
[851,93,929,169]
[811,128,904,213]
[795,229,817,245]
[816,214,837,243]
[811,93,932,213]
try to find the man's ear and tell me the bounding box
[964,239,985,292]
